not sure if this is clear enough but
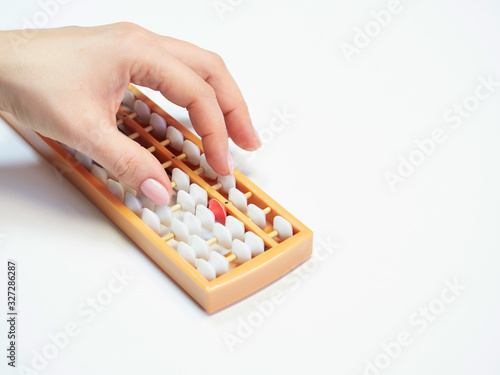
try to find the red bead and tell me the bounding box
[209,199,227,225]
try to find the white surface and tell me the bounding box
[1,1,500,374]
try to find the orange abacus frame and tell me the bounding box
[0,85,313,312]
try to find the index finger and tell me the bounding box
[128,40,233,176]
[152,35,261,152]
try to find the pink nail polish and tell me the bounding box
[254,127,262,147]
[140,179,170,206]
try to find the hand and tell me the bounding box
[0,23,261,205]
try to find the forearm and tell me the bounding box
[0,30,21,115]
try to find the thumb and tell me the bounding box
[89,128,172,206]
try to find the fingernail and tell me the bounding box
[140,178,170,206]
[254,127,262,147]
[227,151,234,175]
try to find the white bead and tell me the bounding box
[201,229,213,241]
[226,216,245,241]
[133,100,151,123]
[196,205,215,231]
[177,242,196,267]
[171,218,189,243]
[177,190,195,214]
[182,140,201,166]
[166,126,184,151]
[245,232,264,257]
[200,154,217,180]
[209,252,229,276]
[228,188,247,213]
[183,212,202,236]
[150,112,167,138]
[138,194,155,211]
[121,90,135,109]
[155,205,172,226]
[213,223,232,249]
[273,216,293,240]
[61,143,76,157]
[90,164,108,185]
[158,225,170,237]
[124,192,142,216]
[217,174,236,193]
[105,169,118,181]
[106,179,125,202]
[196,259,216,281]
[120,181,136,196]
[141,208,161,234]
[172,168,190,192]
[75,151,92,171]
[189,184,207,208]
[247,204,266,229]
[189,235,210,260]
[232,239,252,264]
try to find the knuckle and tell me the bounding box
[112,150,141,182]
[197,83,217,102]
[113,22,147,47]
[204,50,226,71]
[115,21,138,30]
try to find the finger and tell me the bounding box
[128,46,233,175]
[88,125,172,206]
[155,37,261,151]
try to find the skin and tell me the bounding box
[0,22,260,205]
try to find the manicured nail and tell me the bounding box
[227,151,234,175]
[254,127,262,147]
[140,178,170,206]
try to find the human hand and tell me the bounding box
[0,23,261,205]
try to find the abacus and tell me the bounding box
[0,85,313,312]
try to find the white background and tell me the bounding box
[1,0,500,374]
